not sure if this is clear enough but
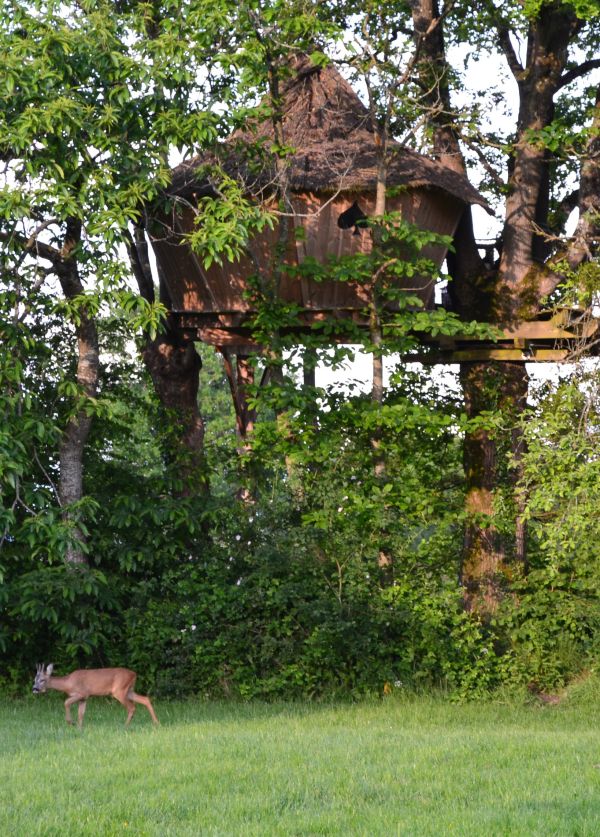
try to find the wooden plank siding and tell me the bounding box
[151,187,464,328]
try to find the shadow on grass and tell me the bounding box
[1,693,367,755]
[3,686,597,760]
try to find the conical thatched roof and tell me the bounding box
[167,55,488,209]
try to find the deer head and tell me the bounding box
[33,663,54,694]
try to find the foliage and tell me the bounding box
[494,371,600,688]
[0,325,503,700]
[5,309,600,699]
[1,0,600,702]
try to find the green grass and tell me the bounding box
[2,694,600,836]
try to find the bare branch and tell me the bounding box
[16,267,54,323]
[33,448,62,507]
[459,132,505,189]
[558,59,600,91]
[25,218,60,249]
[124,224,155,303]
[566,333,600,362]
[497,25,524,81]
[0,228,61,265]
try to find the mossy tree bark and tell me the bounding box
[410,0,596,613]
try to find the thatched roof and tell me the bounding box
[167,56,488,210]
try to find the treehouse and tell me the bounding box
[149,56,599,366]
[149,57,488,350]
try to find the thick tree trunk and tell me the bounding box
[411,0,464,175]
[409,0,580,612]
[496,4,578,313]
[142,324,207,495]
[468,8,578,609]
[411,1,509,609]
[127,223,207,495]
[120,11,207,496]
[460,361,529,612]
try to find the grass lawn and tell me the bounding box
[2,693,600,836]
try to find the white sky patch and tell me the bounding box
[315,347,589,400]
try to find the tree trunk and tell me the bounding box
[411,0,464,175]
[58,322,98,565]
[408,0,580,612]
[460,361,529,612]
[220,350,257,446]
[496,4,578,313]
[56,219,99,565]
[142,324,207,495]
[126,222,207,495]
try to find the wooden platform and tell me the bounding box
[413,307,600,363]
[172,305,599,363]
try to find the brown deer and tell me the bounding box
[33,664,159,728]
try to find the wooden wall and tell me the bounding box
[150,188,464,343]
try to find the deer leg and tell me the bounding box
[64,695,80,725]
[77,700,87,729]
[125,699,136,726]
[129,691,159,724]
[114,688,136,725]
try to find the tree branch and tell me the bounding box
[459,132,506,190]
[124,224,156,303]
[33,447,62,507]
[496,25,524,81]
[558,59,600,90]
[563,87,600,272]
[25,218,60,249]
[0,228,61,265]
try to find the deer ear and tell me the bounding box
[46,664,54,675]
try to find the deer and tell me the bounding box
[32,664,159,728]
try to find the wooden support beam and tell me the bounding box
[414,347,572,364]
[171,306,599,362]
[456,316,599,343]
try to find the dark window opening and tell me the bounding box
[337,201,369,236]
